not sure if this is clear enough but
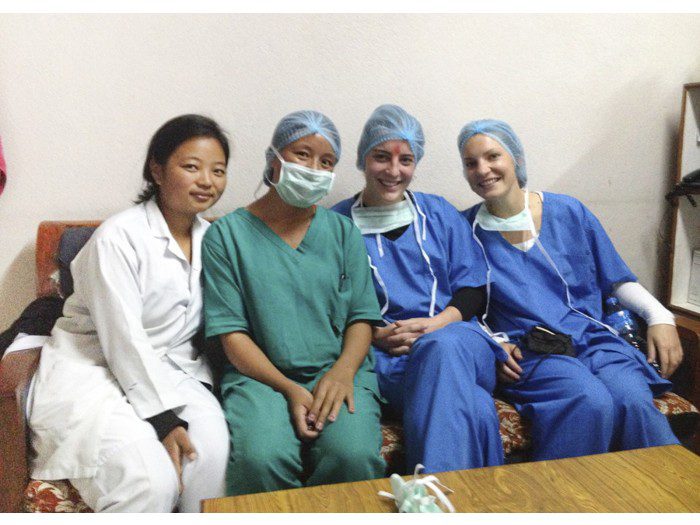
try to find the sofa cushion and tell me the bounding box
[496,398,532,455]
[57,227,97,297]
[656,391,700,416]
[380,420,404,473]
[22,392,698,512]
[24,480,91,513]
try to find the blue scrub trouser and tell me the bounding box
[374,321,505,474]
[499,340,679,462]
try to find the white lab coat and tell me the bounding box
[29,199,214,480]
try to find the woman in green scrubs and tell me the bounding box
[202,110,386,496]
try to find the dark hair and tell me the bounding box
[135,114,230,203]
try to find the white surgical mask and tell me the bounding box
[350,193,416,235]
[474,190,535,233]
[378,464,455,513]
[267,146,335,208]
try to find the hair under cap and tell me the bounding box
[356,104,425,170]
[457,119,527,187]
[263,110,341,182]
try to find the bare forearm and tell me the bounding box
[334,321,373,376]
[219,332,296,395]
[432,305,462,327]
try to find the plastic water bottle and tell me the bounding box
[603,297,647,353]
[603,297,661,373]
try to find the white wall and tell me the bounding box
[1,13,699,329]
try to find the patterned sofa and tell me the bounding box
[1,221,699,513]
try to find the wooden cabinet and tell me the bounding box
[667,83,700,419]
[667,82,700,320]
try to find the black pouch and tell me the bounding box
[518,326,576,384]
[522,325,576,357]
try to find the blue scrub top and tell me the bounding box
[333,192,488,324]
[463,192,636,349]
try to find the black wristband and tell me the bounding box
[146,410,188,441]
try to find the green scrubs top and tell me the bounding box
[202,206,383,393]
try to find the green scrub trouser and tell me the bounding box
[221,376,386,496]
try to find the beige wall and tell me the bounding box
[1,13,699,329]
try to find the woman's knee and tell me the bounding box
[607,389,658,421]
[411,325,474,366]
[83,438,180,512]
[188,415,230,468]
[232,440,293,479]
[318,435,384,478]
[410,330,445,358]
[600,371,656,413]
[473,387,499,420]
[574,384,615,422]
[412,323,494,360]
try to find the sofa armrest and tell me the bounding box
[674,320,700,409]
[0,347,41,513]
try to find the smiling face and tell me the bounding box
[151,136,227,219]
[462,134,519,203]
[362,140,416,207]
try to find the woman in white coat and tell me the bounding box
[28,114,230,512]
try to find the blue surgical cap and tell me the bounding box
[356,104,425,170]
[264,110,341,182]
[457,119,527,188]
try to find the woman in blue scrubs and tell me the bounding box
[458,119,683,460]
[333,104,508,474]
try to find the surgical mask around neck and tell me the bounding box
[267,146,335,208]
[358,191,438,319]
[475,190,535,233]
[350,193,416,235]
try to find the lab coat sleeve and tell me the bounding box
[344,223,384,326]
[443,198,488,291]
[581,201,637,296]
[76,236,186,420]
[201,226,250,338]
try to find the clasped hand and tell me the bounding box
[372,317,442,356]
[284,366,355,441]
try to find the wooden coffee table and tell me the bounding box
[202,445,700,512]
